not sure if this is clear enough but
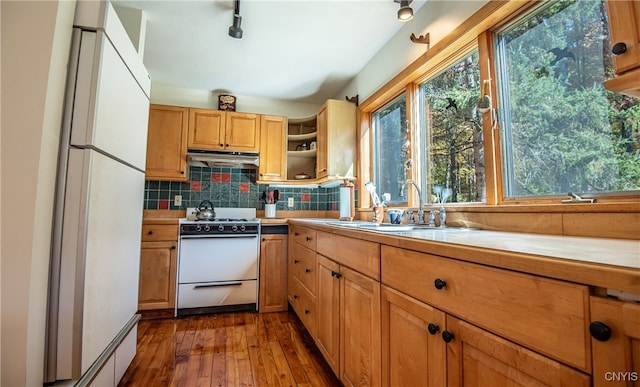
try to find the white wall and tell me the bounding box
[148,2,488,120]
[150,84,320,119]
[336,0,488,103]
[0,1,75,385]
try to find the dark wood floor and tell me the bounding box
[118,310,342,387]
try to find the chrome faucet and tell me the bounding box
[438,206,446,228]
[400,179,424,223]
[428,207,446,228]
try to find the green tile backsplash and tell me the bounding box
[144,166,347,211]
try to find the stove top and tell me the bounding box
[180,207,259,235]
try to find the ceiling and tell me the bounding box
[113,0,426,104]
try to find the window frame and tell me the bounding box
[357,0,639,213]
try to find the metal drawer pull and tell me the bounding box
[194,282,242,289]
[589,321,612,342]
[434,278,447,290]
[442,331,454,343]
[427,323,440,335]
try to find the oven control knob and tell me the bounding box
[240,225,246,232]
[195,225,202,232]
[204,225,210,232]
[232,225,239,232]
[217,225,225,232]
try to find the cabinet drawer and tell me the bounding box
[289,242,317,293]
[141,224,178,241]
[291,226,317,250]
[289,277,316,337]
[381,245,590,372]
[317,231,380,280]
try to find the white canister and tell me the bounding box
[265,204,276,218]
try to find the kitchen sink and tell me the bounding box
[325,221,472,232]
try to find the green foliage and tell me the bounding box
[499,0,640,196]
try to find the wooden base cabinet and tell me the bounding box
[316,255,341,375]
[446,316,591,386]
[138,221,178,311]
[259,233,288,313]
[340,265,381,387]
[316,255,381,387]
[590,296,640,386]
[381,286,446,387]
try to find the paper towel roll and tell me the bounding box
[339,181,354,220]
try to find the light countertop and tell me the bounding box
[290,218,640,294]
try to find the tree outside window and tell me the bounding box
[496,0,640,198]
[418,50,486,204]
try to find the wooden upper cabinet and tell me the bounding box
[145,104,188,181]
[590,296,640,387]
[604,0,640,97]
[258,115,287,181]
[188,108,225,150]
[315,99,356,179]
[316,105,328,178]
[225,112,260,152]
[186,109,260,152]
[606,0,640,74]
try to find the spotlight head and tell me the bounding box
[397,0,413,22]
[228,15,243,39]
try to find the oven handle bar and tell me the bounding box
[193,281,243,289]
[180,234,258,239]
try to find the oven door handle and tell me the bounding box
[180,234,258,239]
[193,281,243,289]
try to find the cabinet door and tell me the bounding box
[188,108,225,150]
[316,104,328,178]
[340,266,381,387]
[138,241,177,310]
[381,286,446,387]
[316,255,341,375]
[446,315,590,386]
[590,296,640,386]
[605,1,640,74]
[324,99,356,178]
[259,234,288,313]
[145,105,188,181]
[258,115,287,181]
[225,112,260,152]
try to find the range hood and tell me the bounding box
[187,150,259,168]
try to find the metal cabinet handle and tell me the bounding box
[427,323,440,335]
[589,321,612,342]
[293,294,299,299]
[294,259,300,264]
[148,230,153,235]
[306,236,311,241]
[305,309,310,315]
[442,331,454,343]
[612,42,627,56]
[305,268,311,273]
[434,278,447,290]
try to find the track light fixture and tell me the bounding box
[228,0,243,39]
[396,0,413,22]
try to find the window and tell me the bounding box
[418,50,485,204]
[495,0,640,198]
[372,94,408,204]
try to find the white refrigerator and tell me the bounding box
[45,2,151,385]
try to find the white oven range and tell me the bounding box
[176,207,260,317]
